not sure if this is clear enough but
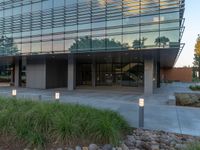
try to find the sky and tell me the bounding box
[175,0,200,67]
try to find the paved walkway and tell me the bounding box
[0,83,200,136]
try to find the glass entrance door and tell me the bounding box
[112,63,122,86]
[76,64,92,86]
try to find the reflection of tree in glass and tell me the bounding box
[155,36,170,48]
[132,37,147,50]
[69,36,128,51]
[0,36,19,55]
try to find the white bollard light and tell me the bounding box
[12,89,17,97]
[139,98,144,128]
[55,92,60,101]
[139,98,144,107]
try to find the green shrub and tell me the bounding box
[0,97,130,147]
[185,142,200,150]
[189,85,200,91]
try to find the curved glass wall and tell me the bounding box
[0,0,184,55]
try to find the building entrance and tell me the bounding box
[96,62,144,87]
[76,62,144,87]
[77,64,92,86]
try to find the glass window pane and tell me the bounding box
[92,36,106,51]
[160,30,179,48]
[77,36,91,51]
[32,42,41,53]
[65,39,76,51]
[141,32,159,49]
[123,33,139,49]
[106,35,122,50]
[22,43,31,53]
[42,41,52,52]
[53,40,64,51]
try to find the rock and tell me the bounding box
[135,140,142,148]
[175,144,186,150]
[120,143,129,150]
[102,144,113,150]
[151,145,159,150]
[176,93,200,106]
[116,147,122,150]
[125,136,135,146]
[170,141,176,147]
[82,147,88,150]
[127,135,135,143]
[75,146,82,150]
[89,144,98,150]
[141,142,151,150]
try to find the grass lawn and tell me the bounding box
[0,97,130,149]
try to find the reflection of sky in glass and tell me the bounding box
[0,0,182,54]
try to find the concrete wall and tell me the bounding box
[26,57,46,89]
[68,54,76,91]
[26,56,68,89]
[144,58,154,95]
[161,67,192,82]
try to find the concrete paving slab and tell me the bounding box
[177,106,200,136]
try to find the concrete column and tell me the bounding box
[144,58,154,95]
[68,54,76,91]
[10,67,14,85]
[153,61,157,89]
[26,57,46,89]
[157,62,161,88]
[92,58,96,87]
[14,58,21,87]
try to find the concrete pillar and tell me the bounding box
[153,61,157,89]
[92,58,96,87]
[144,58,154,95]
[14,58,21,87]
[10,67,14,85]
[157,62,161,88]
[68,54,76,91]
[26,57,46,89]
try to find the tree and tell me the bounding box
[154,36,170,48]
[193,35,200,79]
[0,35,19,55]
[132,37,147,50]
[69,36,128,51]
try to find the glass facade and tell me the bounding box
[76,55,144,87]
[0,0,185,55]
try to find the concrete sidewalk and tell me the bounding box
[0,83,200,136]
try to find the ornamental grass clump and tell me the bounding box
[0,97,130,147]
[189,85,200,91]
[185,142,200,150]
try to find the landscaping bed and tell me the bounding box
[189,85,200,91]
[175,93,200,107]
[0,97,130,149]
[1,129,200,150]
[124,129,200,150]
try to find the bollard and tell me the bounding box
[38,95,42,101]
[139,98,144,128]
[55,92,60,101]
[12,89,17,98]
